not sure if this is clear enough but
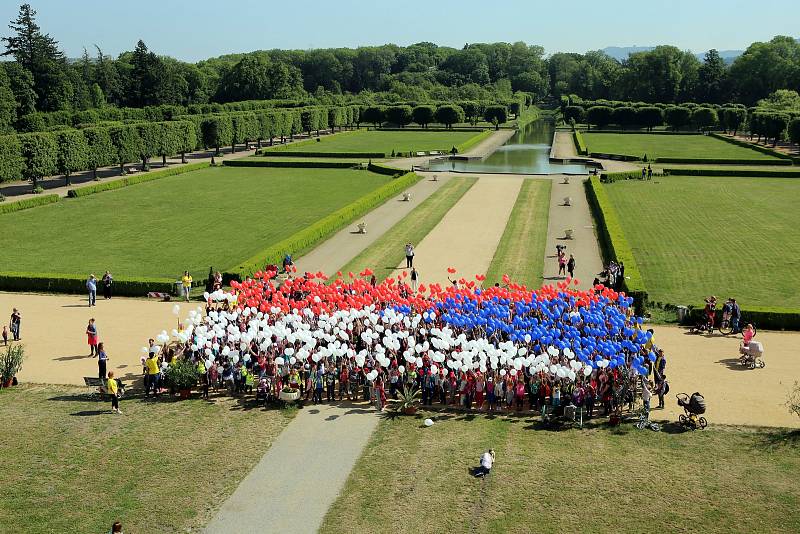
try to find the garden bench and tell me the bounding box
[415,151,426,157]
[563,196,571,206]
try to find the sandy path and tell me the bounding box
[542,176,605,290]
[296,175,451,275]
[651,325,800,428]
[0,292,186,386]
[385,129,516,169]
[401,176,523,287]
[552,131,578,158]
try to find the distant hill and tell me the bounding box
[600,46,743,64]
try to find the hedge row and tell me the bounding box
[223,160,360,169]
[585,176,648,312]
[709,132,794,160]
[573,130,587,155]
[229,171,423,279]
[686,305,800,331]
[455,129,493,154]
[258,150,385,158]
[664,168,800,178]
[0,272,176,296]
[580,130,703,136]
[67,162,210,198]
[600,170,665,183]
[0,193,60,214]
[589,152,640,161]
[367,162,407,176]
[654,157,792,165]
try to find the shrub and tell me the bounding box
[0,193,59,214]
[483,105,508,129]
[586,106,613,129]
[230,171,422,278]
[0,135,24,183]
[636,107,663,131]
[434,105,465,129]
[163,359,200,392]
[563,105,585,124]
[0,272,175,296]
[663,168,800,178]
[258,150,385,158]
[385,105,413,127]
[361,106,384,128]
[0,344,24,384]
[664,106,692,130]
[600,170,664,183]
[708,132,793,159]
[411,105,436,128]
[612,107,637,130]
[573,130,587,155]
[654,157,791,165]
[691,108,719,131]
[585,176,648,312]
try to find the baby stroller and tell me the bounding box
[677,392,707,430]
[256,376,274,405]
[739,340,765,369]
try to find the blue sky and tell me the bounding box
[2,0,798,61]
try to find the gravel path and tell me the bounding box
[204,403,380,534]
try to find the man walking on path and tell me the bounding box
[181,271,193,302]
[567,255,576,279]
[405,243,415,268]
[86,274,97,307]
[10,308,21,341]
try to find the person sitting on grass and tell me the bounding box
[475,449,495,478]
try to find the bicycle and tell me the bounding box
[634,406,661,432]
[718,315,757,337]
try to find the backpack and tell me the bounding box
[663,380,670,395]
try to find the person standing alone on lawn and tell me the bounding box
[102,271,113,300]
[86,274,97,306]
[405,243,415,268]
[567,255,576,279]
[181,271,193,302]
[9,308,20,341]
[86,318,98,356]
[96,342,108,379]
[107,371,121,414]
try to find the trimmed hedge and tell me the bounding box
[0,272,176,296]
[456,129,493,154]
[585,176,648,312]
[664,168,800,178]
[223,159,360,169]
[654,157,792,165]
[229,171,423,279]
[686,305,800,331]
[600,170,665,183]
[573,130,587,155]
[67,162,210,198]
[0,193,60,214]
[589,152,640,161]
[709,132,794,160]
[367,162,407,176]
[257,150,385,158]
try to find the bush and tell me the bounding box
[563,105,586,124]
[230,171,422,278]
[585,176,648,311]
[483,105,508,128]
[691,108,719,131]
[586,106,613,129]
[0,194,60,214]
[573,131,587,155]
[600,170,664,183]
[164,359,200,392]
[385,105,413,127]
[67,162,210,198]
[664,106,692,130]
[0,344,24,384]
[411,105,436,128]
[0,272,175,296]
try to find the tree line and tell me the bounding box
[2,4,799,136]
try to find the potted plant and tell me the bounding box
[392,385,421,415]
[279,385,300,402]
[1,344,24,387]
[164,359,199,399]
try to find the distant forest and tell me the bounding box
[0,3,799,134]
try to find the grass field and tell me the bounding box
[337,177,477,279]
[484,178,551,288]
[583,133,782,160]
[0,385,293,533]
[604,176,800,307]
[0,166,391,278]
[321,415,800,534]
[266,129,485,155]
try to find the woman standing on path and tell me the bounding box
[410,268,418,291]
[86,318,98,356]
[558,252,567,277]
[405,243,415,268]
[102,271,113,300]
[181,271,193,302]
[96,342,109,379]
[567,255,576,279]
[10,308,21,341]
[107,371,121,414]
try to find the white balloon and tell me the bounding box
[424,418,434,427]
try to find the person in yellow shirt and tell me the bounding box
[145,352,161,397]
[181,271,193,302]
[107,371,121,414]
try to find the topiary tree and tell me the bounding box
[19,132,57,191]
[109,124,141,174]
[362,106,384,128]
[55,129,89,186]
[136,122,161,171]
[691,107,719,132]
[157,121,181,166]
[508,101,521,119]
[176,120,197,164]
[483,105,508,130]
[0,134,24,183]
[664,106,692,131]
[722,107,747,136]
[232,112,259,152]
[563,105,586,125]
[412,105,435,128]
[83,127,114,181]
[461,101,481,126]
[788,118,800,148]
[435,104,465,130]
[636,107,664,132]
[764,113,790,147]
[586,106,613,130]
[612,107,637,130]
[201,115,233,156]
[385,105,413,127]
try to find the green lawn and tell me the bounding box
[0,385,293,533]
[485,178,551,288]
[337,176,477,279]
[0,166,391,278]
[583,133,781,160]
[604,176,800,307]
[321,415,800,534]
[266,129,486,155]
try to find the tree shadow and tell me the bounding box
[757,429,800,450]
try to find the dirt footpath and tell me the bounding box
[651,325,800,428]
[0,292,184,386]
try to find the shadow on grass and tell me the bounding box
[757,429,800,450]
[70,409,108,416]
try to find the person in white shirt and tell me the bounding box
[405,243,415,268]
[477,449,495,477]
[641,379,652,414]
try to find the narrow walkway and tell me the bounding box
[384,129,515,169]
[296,175,451,275]
[402,175,523,286]
[542,176,604,290]
[552,131,578,159]
[204,403,380,534]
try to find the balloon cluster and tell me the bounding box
[158,270,654,381]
